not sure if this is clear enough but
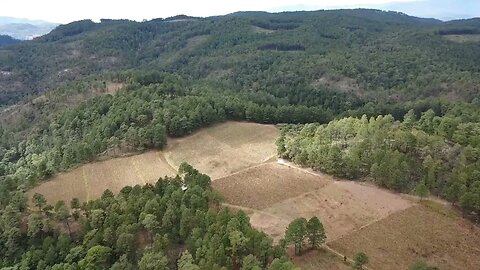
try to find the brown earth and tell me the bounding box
[217,162,414,242]
[329,204,480,270]
[213,162,331,209]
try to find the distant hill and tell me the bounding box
[0,9,479,105]
[0,16,58,39]
[0,35,21,47]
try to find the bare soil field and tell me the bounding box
[329,204,480,270]
[252,181,413,242]
[218,162,414,242]
[29,151,177,203]
[213,162,330,209]
[165,122,278,179]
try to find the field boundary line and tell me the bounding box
[326,205,416,243]
[162,152,179,173]
[213,161,277,180]
[277,159,333,179]
[82,167,90,201]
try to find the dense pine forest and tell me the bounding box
[0,9,479,269]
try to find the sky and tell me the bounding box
[0,0,478,24]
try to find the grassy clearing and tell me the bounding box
[28,151,177,204]
[444,34,480,43]
[329,205,480,270]
[165,121,279,179]
[252,25,275,34]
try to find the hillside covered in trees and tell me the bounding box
[0,35,21,47]
[0,9,479,105]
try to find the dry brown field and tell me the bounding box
[29,122,278,203]
[164,121,278,179]
[329,204,480,270]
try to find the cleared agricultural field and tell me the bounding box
[29,151,177,203]
[212,162,331,209]
[216,162,414,242]
[164,121,278,179]
[329,204,480,270]
[29,122,278,203]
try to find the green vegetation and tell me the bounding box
[0,35,21,47]
[284,217,326,255]
[0,164,295,269]
[352,252,369,270]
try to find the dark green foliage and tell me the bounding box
[1,10,479,106]
[353,252,369,269]
[0,35,21,47]
[284,216,325,255]
[306,216,326,249]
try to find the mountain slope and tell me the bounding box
[0,9,479,106]
[0,35,21,47]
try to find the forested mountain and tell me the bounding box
[0,35,21,47]
[0,9,479,105]
[0,9,479,269]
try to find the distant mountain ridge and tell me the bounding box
[0,35,21,47]
[0,16,58,40]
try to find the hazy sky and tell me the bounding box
[0,0,478,23]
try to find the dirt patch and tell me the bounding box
[252,26,275,34]
[329,205,480,270]
[165,122,279,179]
[104,82,124,95]
[29,169,89,204]
[258,181,412,242]
[312,76,363,97]
[213,162,331,209]
[185,35,209,50]
[444,34,480,43]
